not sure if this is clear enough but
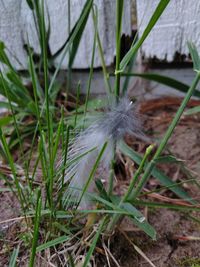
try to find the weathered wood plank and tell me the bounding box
[136,0,200,62]
[0,0,27,69]
[0,0,131,70]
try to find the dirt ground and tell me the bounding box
[0,96,200,266]
[108,97,200,267]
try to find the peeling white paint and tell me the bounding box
[136,0,200,62]
[0,0,131,70]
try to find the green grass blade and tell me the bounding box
[52,107,64,164]
[132,200,200,212]
[53,222,72,235]
[126,65,200,200]
[107,145,154,231]
[28,51,44,102]
[0,72,31,108]
[122,47,137,95]
[155,155,183,164]
[38,133,48,202]
[0,42,15,70]
[74,82,81,127]
[40,0,51,154]
[128,212,156,240]
[26,0,34,10]
[0,127,27,208]
[73,95,107,115]
[83,4,98,121]
[85,192,156,239]
[0,43,32,103]
[130,72,200,198]
[188,42,200,72]
[114,0,124,98]
[111,196,156,239]
[8,245,20,267]
[78,208,146,216]
[36,236,69,253]
[68,254,76,267]
[123,145,154,201]
[118,141,196,204]
[0,116,13,127]
[52,0,93,60]
[0,101,16,109]
[185,105,200,115]
[120,72,200,97]
[67,0,72,91]
[78,142,108,207]
[6,72,32,102]
[29,190,42,267]
[31,0,94,135]
[119,0,170,71]
[49,0,93,93]
[39,0,55,210]
[61,125,71,186]
[28,53,43,129]
[68,1,93,68]
[86,192,151,217]
[83,217,106,267]
[94,17,112,94]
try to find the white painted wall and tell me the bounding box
[0,0,131,70]
[136,0,200,62]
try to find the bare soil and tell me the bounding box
[108,97,200,267]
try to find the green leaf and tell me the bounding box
[119,0,170,71]
[36,236,69,252]
[188,42,200,72]
[120,72,200,98]
[118,141,196,204]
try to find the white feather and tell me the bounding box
[58,97,145,209]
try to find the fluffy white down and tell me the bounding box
[61,98,144,209]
